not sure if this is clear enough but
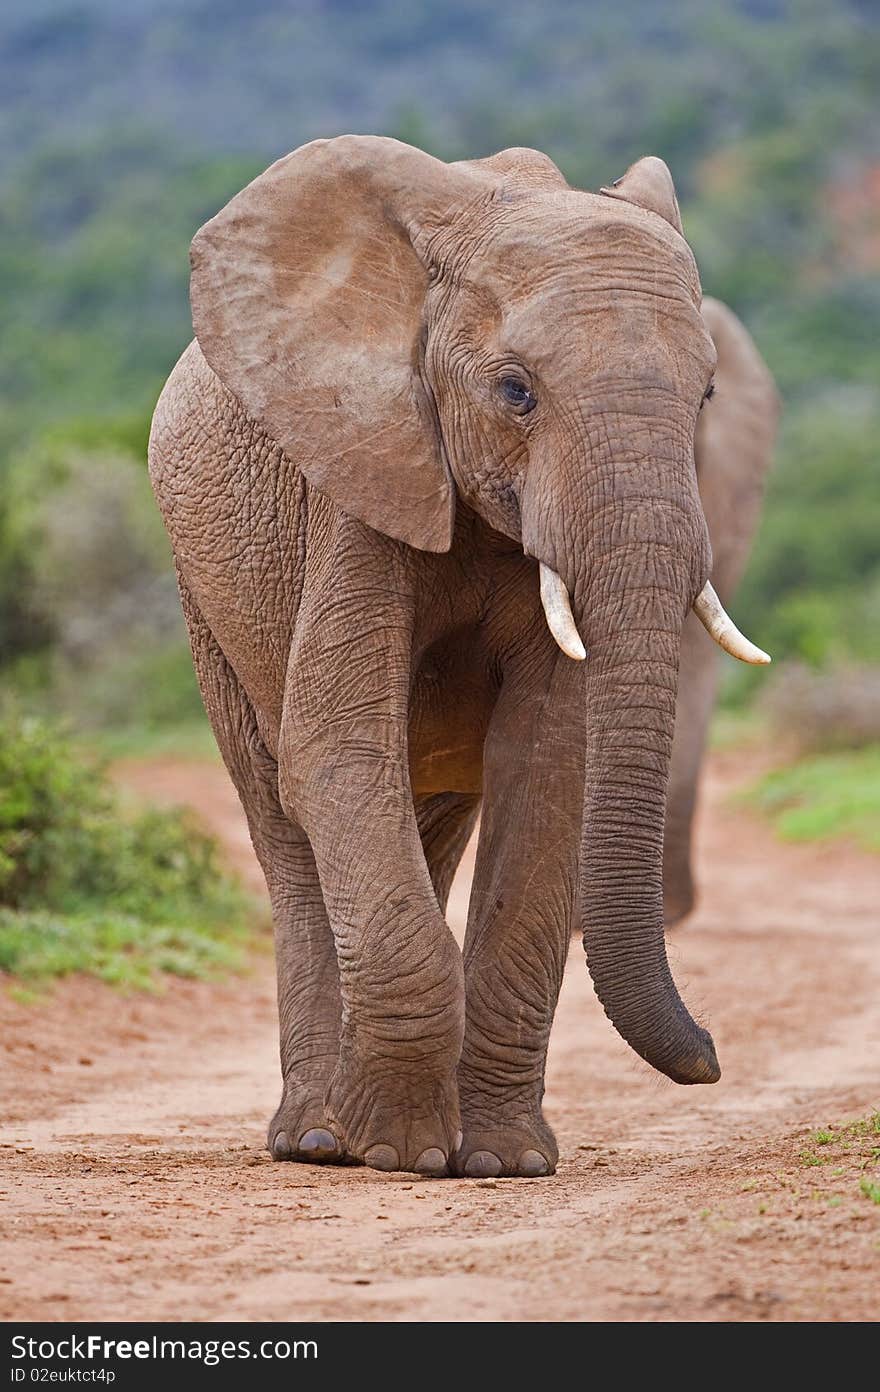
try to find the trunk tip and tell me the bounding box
[667,1029,721,1085]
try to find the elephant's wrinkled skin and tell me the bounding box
[149,138,777,1178]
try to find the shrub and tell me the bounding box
[1,440,204,731]
[734,391,880,668]
[0,711,254,985]
[29,450,178,665]
[761,662,880,753]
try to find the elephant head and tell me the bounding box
[191,136,769,1086]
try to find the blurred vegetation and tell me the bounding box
[761,663,880,752]
[742,746,880,853]
[4,439,205,730]
[0,0,877,736]
[0,710,255,984]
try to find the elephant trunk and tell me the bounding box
[523,420,722,1085]
[576,561,720,1084]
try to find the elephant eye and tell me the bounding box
[500,376,537,414]
[700,380,716,409]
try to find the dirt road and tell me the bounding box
[1,749,877,1322]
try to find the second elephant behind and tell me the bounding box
[664,295,778,926]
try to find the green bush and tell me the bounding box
[0,711,255,985]
[742,745,880,855]
[46,635,205,734]
[1,438,203,732]
[730,393,880,673]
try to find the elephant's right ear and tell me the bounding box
[190,136,492,552]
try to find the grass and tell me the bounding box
[812,1128,836,1146]
[797,1113,880,1171]
[799,1149,824,1167]
[793,1113,880,1212]
[85,719,220,763]
[0,904,253,990]
[740,745,880,853]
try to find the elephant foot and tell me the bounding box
[267,1080,348,1165]
[324,1060,461,1176]
[453,1114,559,1179]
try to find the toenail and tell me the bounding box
[364,1144,400,1172]
[518,1149,550,1177]
[414,1147,448,1176]
[298,1128,337,1158]
[464,1150,502,1178]
[272,1130,291,1160]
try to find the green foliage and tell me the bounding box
[1,436,203,730]
[0,711,254,984]
[735,396,880,667]
[742,746,880,853]
[54,641,206,733]
[0,0,877,717]
[0,908,248,989]
[0,129,261,450]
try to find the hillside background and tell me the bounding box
[1,0,878,732]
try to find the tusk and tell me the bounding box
[539,563,587,661]
[693,581,771,665]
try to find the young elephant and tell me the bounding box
[149,138,774,1179]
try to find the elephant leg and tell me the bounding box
[177,571,344,1163]
[663,614,721,926]
[279,530,466,1176]
[415,792,481,915]
[454,649,583,1178]
[284,759,466,1174]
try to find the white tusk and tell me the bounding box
[693,581,771,665]
[539,563,587,661]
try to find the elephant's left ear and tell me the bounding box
[599,156,683,235]
[190,136,495,553]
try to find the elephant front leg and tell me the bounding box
[285,764,465,1174]
[176,568,343,1164]
[455,650,583,1178]
[279,531,464,1175]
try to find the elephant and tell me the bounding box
[665,297,778,924]
[149,137,778,1180]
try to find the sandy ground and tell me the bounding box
[1,749,878,1323]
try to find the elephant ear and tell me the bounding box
[599,156,683,235]
[190,136,490,552]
